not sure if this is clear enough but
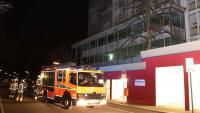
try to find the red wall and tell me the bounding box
[104,50,200,110]
[144,50,200,110]
[105,71,121,79]
[105,70,149,105]
[126,70,150,105]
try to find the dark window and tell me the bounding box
[95,54,104,63]
[90,40,96,48]
[78,72,105,87]
[77,58,81,66]
[107,33,114,43]
[72,48,76,58]
[58,73,62,82]
[98,36,106,46]
[133,22,144,35]
[117,47,128,60]
[171,11,181,27]
[43,72,55,87]
[83,43,89,51]
[89,56,95,64]
[77,46,82,53]
[119,28,130,40]
[127,27,131,37]
[69,73,77,85]
[83,57,89,64]
[163,13,170,25]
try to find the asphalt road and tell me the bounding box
[0,87,160,113]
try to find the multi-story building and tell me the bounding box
[71,0,200,111]
[186,0,200,41]
[72,0,185,67]
[88,0,113,36]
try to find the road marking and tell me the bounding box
[104,106,135,113]
[0,98,5,113]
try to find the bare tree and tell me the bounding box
[116,0,170,49]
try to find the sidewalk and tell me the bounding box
[108,100,200,113]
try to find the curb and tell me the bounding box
[108,101,168,113]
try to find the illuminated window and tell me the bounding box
[108,53,114,61]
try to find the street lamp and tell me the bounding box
[25,71,29,74]
[53,61,60,65]
[25,70,30,79]
[0,69,2,72]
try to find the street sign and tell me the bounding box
[135,79,145,86]
[185,58,195,72]
[185,58,195,113]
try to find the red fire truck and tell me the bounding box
[39,64,107,109]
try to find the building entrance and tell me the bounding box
[156,66,185,107]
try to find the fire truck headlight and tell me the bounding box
[77,99,87,106]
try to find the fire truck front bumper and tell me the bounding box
[76,99,107,106]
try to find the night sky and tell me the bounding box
[0,0,89,75]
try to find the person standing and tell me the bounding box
[34,78,43,100]
[23,79,27,95]
[9,79,18,99]
[16,80,25,102]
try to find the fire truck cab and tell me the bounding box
[40,64,107,109]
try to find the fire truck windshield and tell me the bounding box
[78,72,105,87]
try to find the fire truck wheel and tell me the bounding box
[63,93,71,109]
[43,91,49,103]
[63,98,71,109]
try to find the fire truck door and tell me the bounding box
[55,71,63,97]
